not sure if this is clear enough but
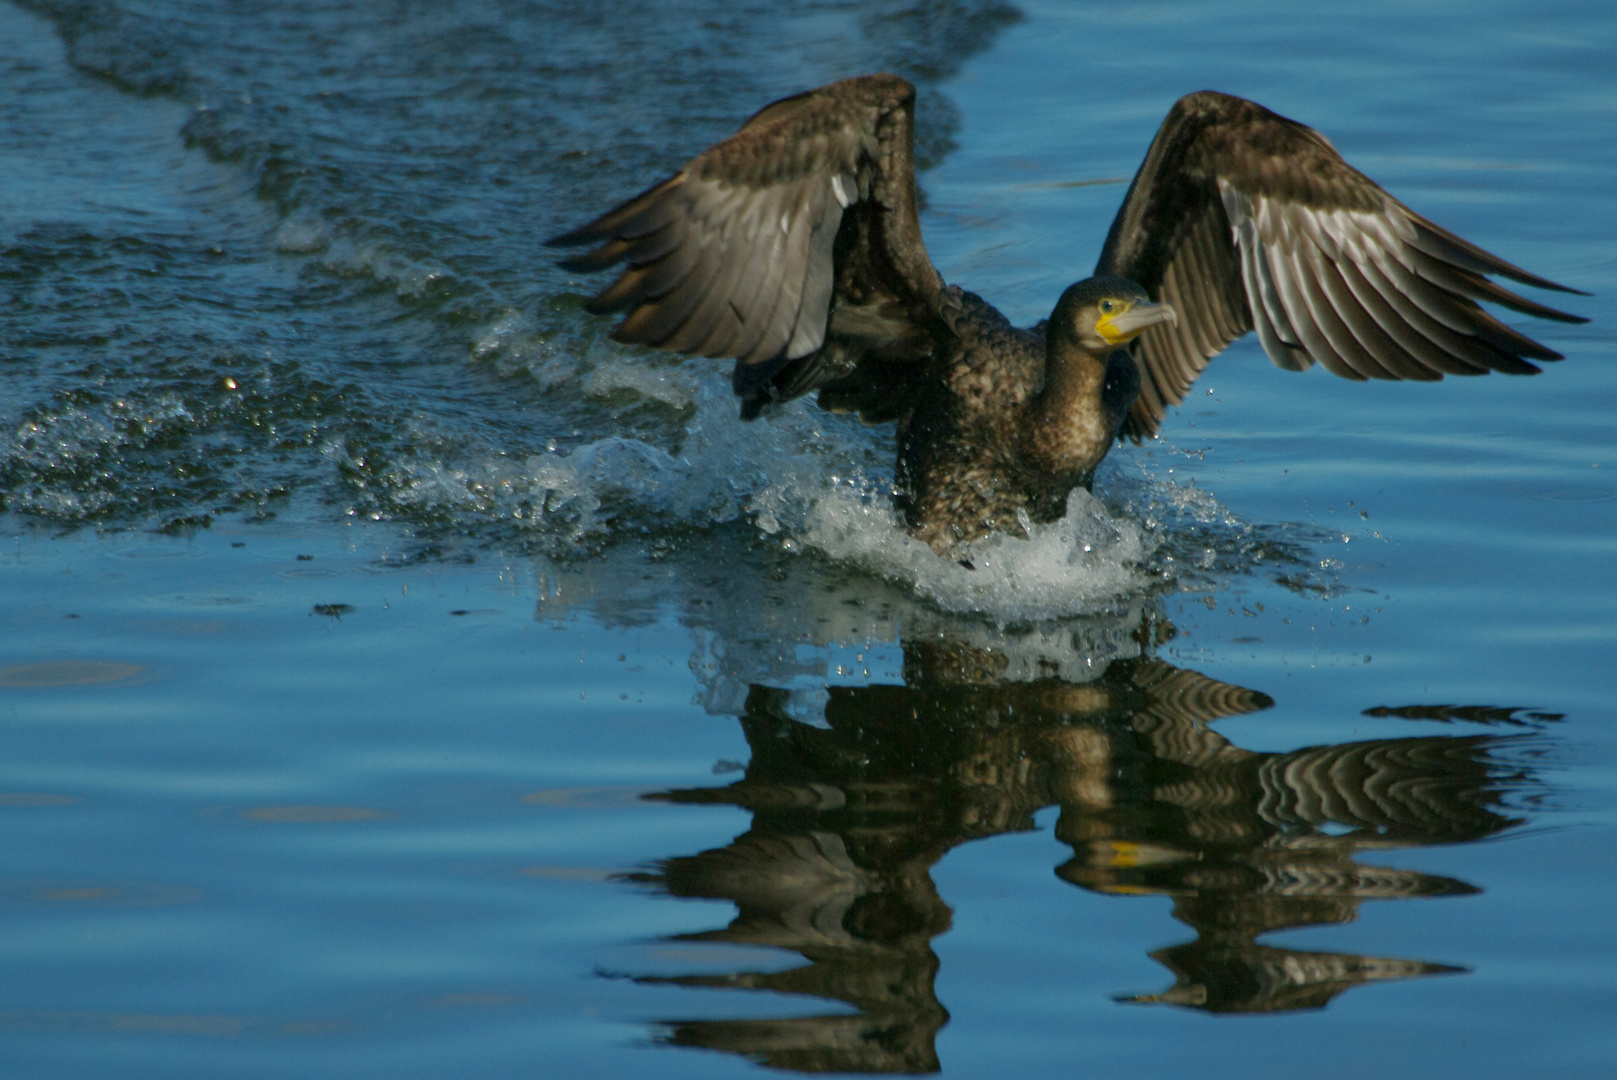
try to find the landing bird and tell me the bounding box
[548,75,1586,554]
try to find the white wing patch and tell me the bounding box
[831,172,854,209]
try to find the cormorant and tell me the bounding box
[547,75,1586,554]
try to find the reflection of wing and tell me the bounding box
[1127,658,1275,726]
[547,74,945,410]
[1129,942,1464,1014]
[1097,92,1588,438]
[1256,737,1522,842]
[1364,702,1564,727]
[1239,856,1478,901]
[651,832,873,950]
[631,826,951,1074]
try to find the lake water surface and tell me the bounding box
[2,1,1615,1076]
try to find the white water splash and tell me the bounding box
[366,332,1163,619]
[790,480,1154,621]
[515,370,1155,620]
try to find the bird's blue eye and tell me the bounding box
[1100,300,1114,313]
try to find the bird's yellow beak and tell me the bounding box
[1096,298,1178,346]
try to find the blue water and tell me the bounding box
[2,0,1616,1076]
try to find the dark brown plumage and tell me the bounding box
[548,76,1586,553]
[1094,91,1588,438]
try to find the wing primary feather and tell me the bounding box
[589,184,739,317]
[759,175,827,360]
[1385,254,1559,366]
[1159,274,1203,398]
[692,291,747,357]
[1308,249,1431,379]
[1182,211,1228,352]
[755,217,811,360]
[610,236,716,337]
[831,172,855,208]
[1456,306,1562,368]
[1333,259,1446,379]
[626,179,751,323]
[544,174,686,249]
[1409,250,1587,329]
[622,243,725,348]
[1292,206,1343,262]
[1407,217,1590,295]
[1372,248,1491,335]
[1451,271,1589,324]
[586,261,658,315]
[616,221,684,269]
[1253,244,1305,352]
[1359,257,1505,374]
[632,230,705,300]
[558,236,633,274]
[1186,219,1227,347]
[1134,330,1174,409]
[1244,247,1309,368]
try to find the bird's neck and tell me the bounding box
[1029,341,1111,478]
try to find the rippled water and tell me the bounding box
[3,0,1615,1076]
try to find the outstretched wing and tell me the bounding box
[547,74,946,412]
[1096,92,1588,440]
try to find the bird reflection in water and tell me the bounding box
[621,628,1544,1073]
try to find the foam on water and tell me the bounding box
[313,233,459,303]
[384,359,1160,621]
[784,480,1154,620]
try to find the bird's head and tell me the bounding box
[1051,276,1177,353]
